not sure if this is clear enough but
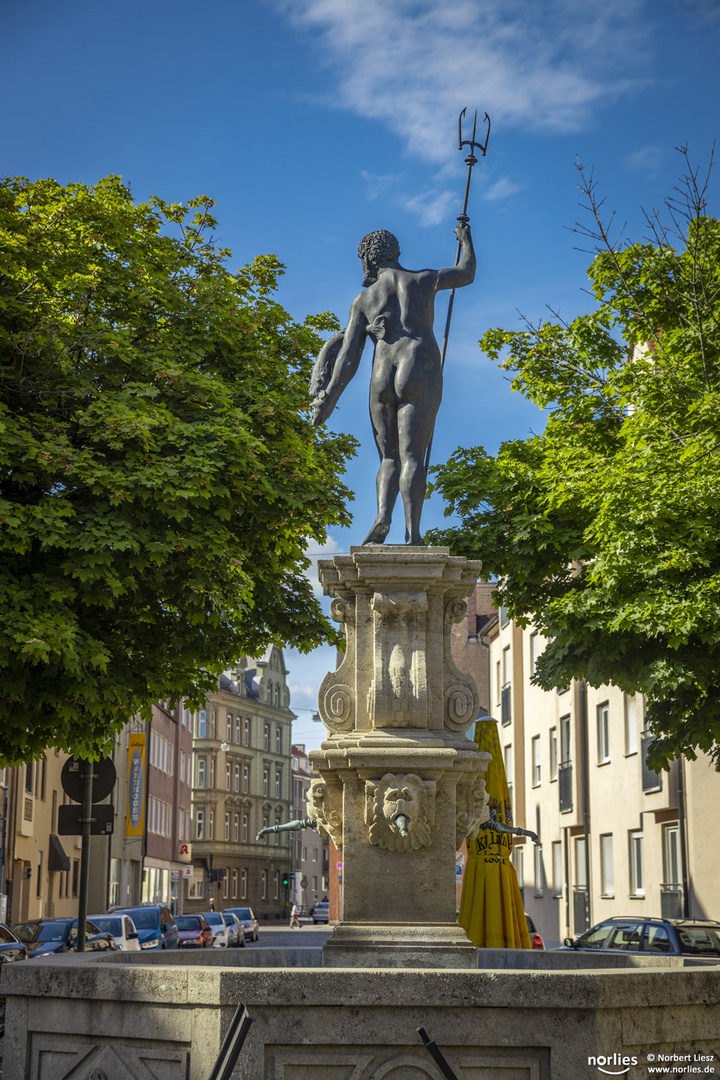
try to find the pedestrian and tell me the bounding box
[289,901,300,929]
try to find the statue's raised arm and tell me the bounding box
[309,223,476,547]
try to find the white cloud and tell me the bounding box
[482,177,521,202]
[272,0,648,161]
[624,146,663,179]
[401,187,456,226]
[362,170,401,200]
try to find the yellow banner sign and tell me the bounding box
[126,733,146,837]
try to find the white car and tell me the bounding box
[88,913,142,951]
[200,911,230,948]
[222,912,246,948]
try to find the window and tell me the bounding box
[241,869,248,899]
[275,769,281,799]
[312,848,318,862]
[663,825,680,885]
[261,870,268,899]
[549,728,558,781]
[629,831,644,896]
[180,750,186,785]
[495,660,501,708]
[262,813,269,843]
[514,847,524,890]
[273,869,279,900]
[552,841,563,897]
[36,850,43,897]
[196,711,207,738]
[235,718,241,744]
[244,718,250,746]
[209,757,215,788]
[275,686,280,707]
[188,875,205,899]
[276,727,282,754]
[502,645,511,687]
[225,813,230,841]
[263,724,270,751]
[597,703,610,764]
[575,837,587,889]
[109,859,121,908]
[242,814,249,843]
[234,764,240,793]
[531,736,541,786]
[226,715,233,741]
[504,744,513,803]
[533,846,544,896]
[209,809,215,840]
[25,762,34,793]
[560,714,571,763]
[600,834,614,897]
[225,763,231,791]
[196,809,205,839]
[197,758,207,788]
[243,764,249,794]
[233,813,239,843]
[530,632,542,674]
[263,768,269,797]
[222,871,228,899]
[232,868,238,898]
[625,695,638,756]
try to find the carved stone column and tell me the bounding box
[308,546,491,968]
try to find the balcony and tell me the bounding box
[660,883,684,919]
[501,684,511,726]
[558,760,573,813]
[641,735,663,793]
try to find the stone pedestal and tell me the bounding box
[307,547,491,968]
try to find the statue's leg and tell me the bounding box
[364,383,400,545]
[396,361,441,546]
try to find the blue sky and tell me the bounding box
[3,0,719,751]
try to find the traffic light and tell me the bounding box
[282,872,290,888]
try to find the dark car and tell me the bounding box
[175,914,213,949]
[0,923,28,964]
[562,916,720,960]
[524,913,545,949]
[12,918,116,958]
[224,906,259,942]
[109,905,179,950]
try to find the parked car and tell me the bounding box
[199,910,234,948]
[87,913,141,951]
[222,912,246,948]
[11,918,116,958]
[524,913,545,949]
[0,923,28,964]
[109,905,179,950]
[225,906,259,942]
[562,917,720,959]
[311,901,330,924]
[175,914,213,949]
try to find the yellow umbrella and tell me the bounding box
[459,718,531,949]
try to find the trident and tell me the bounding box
[424,108,490,475]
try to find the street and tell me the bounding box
[250,921,332,950]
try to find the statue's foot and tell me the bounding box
[405,533,426,547]
[362,519,390,545]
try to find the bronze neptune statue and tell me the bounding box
[309,223,476,545]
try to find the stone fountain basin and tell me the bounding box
[2,949,719,1079]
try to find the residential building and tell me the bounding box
[107,702,194,913]
[185,647,294,919]
[291,744,328,913]
[484,615,720,947]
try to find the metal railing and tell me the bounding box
[660,883,683,919]
[558,760,573,813]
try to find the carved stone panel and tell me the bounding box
[365,773,436,852]
[442,599,480,732]
[455,766,491,850]
[368,591,428,731]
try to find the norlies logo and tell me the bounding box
[589,1054,639,1075]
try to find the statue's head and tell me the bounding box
[358,230,400,286]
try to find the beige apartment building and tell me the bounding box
[185,648,294,919]
[486,611,720,947]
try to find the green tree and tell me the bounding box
[429,150,720,770]
[0,175,355,765]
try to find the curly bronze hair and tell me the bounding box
[357,230,400,268]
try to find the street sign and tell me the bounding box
[61,756,117,803]
[57,803,114,836]
[300,877,308,888]
[336,862,343,870]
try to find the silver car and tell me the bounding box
[225,906,259,942]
